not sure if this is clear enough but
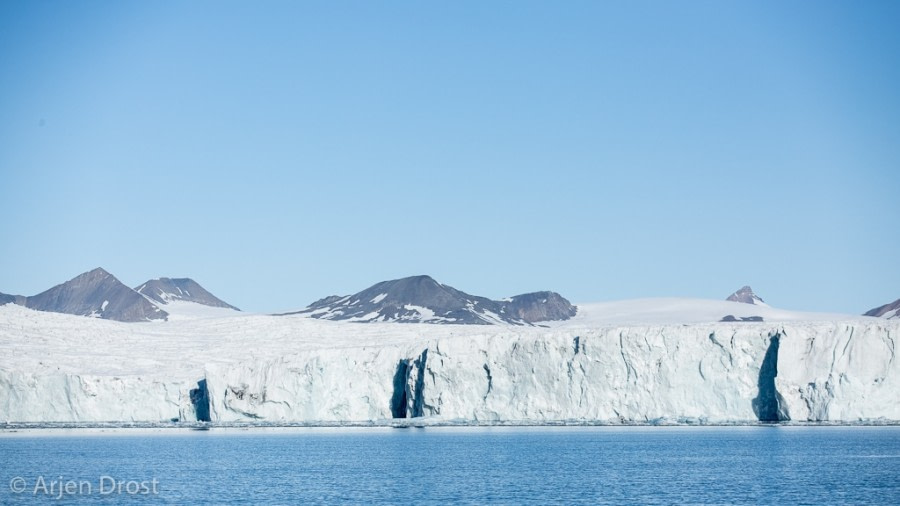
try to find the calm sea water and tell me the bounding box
[1,426,898,504]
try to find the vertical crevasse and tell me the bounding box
[390,349,430,419]
[752,332,788,422]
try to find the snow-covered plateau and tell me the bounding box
[0,300,897,425]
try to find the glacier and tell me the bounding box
[0,302,897,425]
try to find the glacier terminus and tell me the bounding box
[1,292,896,426]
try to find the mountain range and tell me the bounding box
[0,268,237,322]
[287,274,577,325]
[0,269,896,323]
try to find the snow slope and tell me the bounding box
[150,300,242,321]
[0,299,896,424]
[552,298,853,327]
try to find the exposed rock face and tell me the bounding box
[25,268,168,322]
[726,286,767,306]
[291,275,576,325]
[721,315,764,322]
[135,278,239,310]
[502,291,578,322]
[864,298,900,319]
[0,292,26,306]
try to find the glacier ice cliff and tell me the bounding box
[1,321,897,424]
[0,372,196,423]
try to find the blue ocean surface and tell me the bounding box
[1,426,899,504]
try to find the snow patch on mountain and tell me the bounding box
[150,300,245,321]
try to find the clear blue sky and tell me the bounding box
[1,1,898,314]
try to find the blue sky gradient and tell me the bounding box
[1,1,898,313]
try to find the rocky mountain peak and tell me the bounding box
[135,277,239,311]
[726,286,767,306]
[25,268,168,322]
[290,275,576,325]
[504,291,578,322]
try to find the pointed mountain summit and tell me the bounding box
[864,298,900,319]
[292,275,576,325]
[25,268,168,322]
[726,286,768,306]
[135,277,239,311]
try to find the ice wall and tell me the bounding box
[1,321,897,423]
[0,371,194,423]
[775,323,899,421]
